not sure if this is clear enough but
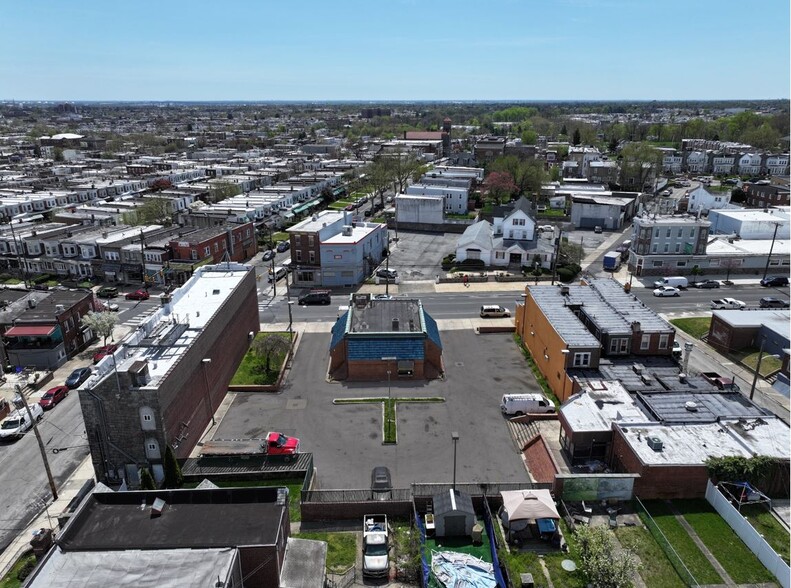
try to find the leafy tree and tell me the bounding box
[140,468,157,490]
[560,124,567,136]
[390,150,422,193]
[81,310,118,345]
[690,265,702,284]
[608,136,619,153]
[209,181,242,203]
[150,178,173,192]
[123,198,173,226]
[705,455,778,488]
[575,525,640,588]
[53,147,64,162]
[163,445,183,489]
[731,187,746,204]
[365,158,396,209]
[489,155,546,197]
[572,128,581,145]
[251,333,291,374]
[618,142,662,191]
[484,171,517,203]
[521,129,538,145]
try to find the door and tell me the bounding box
[444,515,467,537]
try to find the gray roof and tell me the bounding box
[433,488,475,516]
[457,220,493,250]
[279,538,328,588]
[638,391,768,424]
[527,286,600,348]
[588,278,673,333]
[349,298,423,334]
[576,356,717,393]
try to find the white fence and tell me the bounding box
[705,480,790,588]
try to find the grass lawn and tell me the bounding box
[271,231,289,242]
[294,531,357,572]
[615,526,686,588]
[543,520,586,588]
[733,348,784,376]
[538,208,566,217]
[182,477,304,522]
[740,504,790,564]
[230,333,290,386]
[0,551,36,588]
[640,500,722,585]
[676,499,775,584]
[670,317,711,340]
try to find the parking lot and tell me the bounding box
[387,230,460,280]
[215,328,539,489]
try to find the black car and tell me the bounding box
[371,466,392,500]
[65,367,92,389]
[759,297,790,308]
[694,280,720,289]
[276,241,290,253]
[760,275,790,287]
[261,249,275,262]
[298,290,331,305]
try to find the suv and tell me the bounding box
[376,268,398,280]
[760,297,790,308]
[96,286,119,298]
[298,290,331,305]
[371,466,392,500]
[761,276,789,287]
[480,305,510,318]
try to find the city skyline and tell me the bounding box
[1,0,790,102]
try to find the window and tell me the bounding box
[652,260,663,267]
[295,235,301,246]
[309,251,315,263]
[676,261,687,267]
[640,334,650,350]
[213,243,219,253]
[308,235,314,247]
[513,218,525,226]
[191,250,198,260]
[573,352,591,367]
[651,244,658,253]
[675,244,681,253]
[654,229,660,238]
[664,244,669,253]
[678,228,683,237]
[666,229,671,237]
[296,251,302,262]
[659,334,669,349]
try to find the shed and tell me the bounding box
[279,537,327,588]
[432,489,476,537]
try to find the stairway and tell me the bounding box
[506,419,541,453]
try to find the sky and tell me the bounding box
[1,0,789,102]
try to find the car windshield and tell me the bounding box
[42,392,54,399]
[1,419,21,429]
[365,543,388,556]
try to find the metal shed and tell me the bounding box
[432,489,476,537]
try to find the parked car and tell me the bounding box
[96,286,119,298]
[298,290,331,305]
[593,226,603,233]
[653,286,680,297]
[101,300,120,312]
[371,466,392,500]
[653,276,689,289]
[276,241,290,253]
[39,386,69,410]
[0,404,44,441]
[537,225,554,233]
[375,268,398,280]
[710,298,745,310]
[373,294,393,301]
[93,344,118,364]
[480,305,511,318]
[65,367,92,389]
[759,297,790,308]
[261,249,275,262]
[125,289,150,301]
[694,280,720,289]
[760,276,789,287]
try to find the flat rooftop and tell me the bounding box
[323,221,384,245]
[349,298,423,334]
[288,210,345,232]
[707,239,790,256]
[58,487,285,551]
[526,286,600,348]
[562,381,648,432]
[638,391,768,423]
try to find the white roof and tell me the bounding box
[561,381,648,432]
[706,239,790,256]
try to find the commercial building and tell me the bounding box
[627,214,710,277]
[78,263,258,486]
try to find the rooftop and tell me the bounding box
[349,297,423,334]
[561,381,648,432]
[287,209,346,232]
[527,286,600,348]
[638,390,768,424]
[707,239,790,256]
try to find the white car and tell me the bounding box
[537,225,554,233]
[653,286,680,297]
[102,301,120,312]
[710,298,746,310]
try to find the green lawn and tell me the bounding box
[294,531,357,572]
[230,333,290,385]
[0,551,36,588]
[676,499,775,584]
[490,514,545,584]
[543,520,586,588]
[640,500,723,585]
[615,526,686,588]
[271,231,289,242]
[538,208,566,217]
[740,504,790,564]
[733,348,784,376]
[670,317,711,340]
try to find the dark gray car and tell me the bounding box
[371,466,392,500]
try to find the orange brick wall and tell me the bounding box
[523,435,558,485]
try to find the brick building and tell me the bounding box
[78,263,259,486]
[167,221,256,284]
[329,294,443,381]
[744,182,790,208]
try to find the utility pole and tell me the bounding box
[271,255,276,298]
[15,385,58,500]
[761,222,781,281]
[551,229,563,285]
[139,229,147,289]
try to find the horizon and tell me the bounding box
[2,99,789,105]
[1,0,789,102]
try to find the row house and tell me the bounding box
[586,160,619,185]
[405,183,469,214]
[686,185,732,214]
[744,182,791,208]
[166,222,256,285]
[567,146,602,178]
[665,149,789,177]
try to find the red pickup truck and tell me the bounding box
[701,372,740,391]
[199,432,300,462]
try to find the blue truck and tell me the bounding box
[603,251,621,271]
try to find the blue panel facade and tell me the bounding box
[423,312,442,349]
[329,312,348,350]
[347,337,425,360]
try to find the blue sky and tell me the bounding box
[2,0,789,101]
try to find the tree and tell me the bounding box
[618,142,662,191]
[150,178,173,192]
[209,181,242,203]
[81,311,118,346]
[521,129,538,145]
[575,525,640,588]
[365,158,396,210]
[163,445,183,489]
[489,155,546,197]
[390,150,422,193]
[560,124,567,136]
[123,198,173,226]
[690,264,703,284]
[731,187,746,204]
[140,468,157,490]
[483,171,517,203]
[705,455,778,488]
[572,128,581,146]
[251,333,291,374]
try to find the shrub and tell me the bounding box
[456,258,485,270]
[17,558,36,582]
[557,267,576,282]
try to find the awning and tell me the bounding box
[5,325,57,337]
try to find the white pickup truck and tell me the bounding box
[362,514,390,579]
[0,404,43,441]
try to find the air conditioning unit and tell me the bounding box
[646,436,664,452]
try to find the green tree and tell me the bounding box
[705,455,778,488]
[521,129,538,145]
[575,525,640,588]
[81,310,119,345]
[390,150,422,193]
[572,128,581,145]
[140,468,157,490]
[365,158,396,209]
[731,187,746,204]
[560,124,567,136]
[618,142,662,191]
[163,445,183,489]
[251,333,291,374]
[489,155,546,197]
[209,181,242,203]
[124,198,173,226]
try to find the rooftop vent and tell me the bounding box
[559,285,570,296]
[151,497,166,517]
[55,304,65,314]
[392,318,400,331]
[27,299,37,309]
[678,373,687,383]
[646,436,664,452]
[632,363,644,375]
[342,225,353,236]
[685,401,698,412]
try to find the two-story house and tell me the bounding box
[687,185,731,214]
[628,214,711,277]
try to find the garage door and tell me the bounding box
[579,217,606,229]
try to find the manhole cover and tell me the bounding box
[455,362,464,367]
[286,399,306,410]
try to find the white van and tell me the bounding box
[0,404,44,441]
[653,276,689,289]
[500,393,555,416]
[268,266,287,282]
[480,305,510,318]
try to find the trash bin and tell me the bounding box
[30,527,53,559]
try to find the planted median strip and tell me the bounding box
[333,397,445,444]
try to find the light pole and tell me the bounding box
[7,220,28,288]
[761,222,781,281]
[382,356,396,438]
[14,385,58,499]
[287,301,294,340]
[201,358,215,426]
[451,431,460,491]
[561,349,570,400]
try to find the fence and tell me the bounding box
[326,565,356,588]
[705,480,790,588]
[634,495,700,587]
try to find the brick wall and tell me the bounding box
[523,435,558,485]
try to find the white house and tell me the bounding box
[687,185,731,214]
[455,220,554,269]
[765,154,789,177]
[405,183,468,214]
[685,151,708,173]
[492,197,536,241]
[738,153,763,176]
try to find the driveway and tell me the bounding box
[216,329,535,489]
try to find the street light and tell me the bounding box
[451,431,460,491]
[287,301,294,340]
[382,356,396,438]
[201,358,215,426]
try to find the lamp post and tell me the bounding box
[561,349,570,400]
[451,431,460,491]
[7,220,28,288]
[201,358,215,426]
[287,301,294,340]
[382,356,396,439]
[761,222,781,281]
